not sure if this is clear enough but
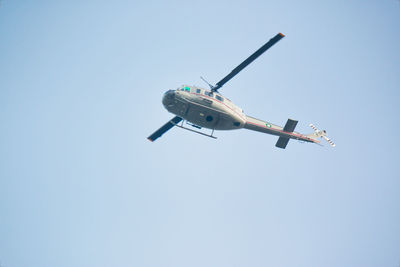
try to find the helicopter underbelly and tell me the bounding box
[163,95,245,130]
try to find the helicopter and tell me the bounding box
[148,33,335,149]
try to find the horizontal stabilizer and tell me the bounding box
[148,116,182,142]
[283,119,298,132]
[276,119,297,148]
[275,137,290,149]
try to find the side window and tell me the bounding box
[196,89,201,94]
[184,86,191,92]
[216,95,224,102]
[205,91,214,97]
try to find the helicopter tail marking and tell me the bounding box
[275,119,298,149]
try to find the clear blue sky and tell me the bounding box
[1,1,399,267]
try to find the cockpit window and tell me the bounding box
[216,95,224,102]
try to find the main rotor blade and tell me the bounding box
[147,116,182,142]
[212,33,285,91]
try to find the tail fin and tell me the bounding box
[307,124,336,147]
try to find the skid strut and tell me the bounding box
[172,120,217,139]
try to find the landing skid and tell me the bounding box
[172,120,217,139]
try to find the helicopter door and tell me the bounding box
[185,104,219,129]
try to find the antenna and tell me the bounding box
[200,76,216,91]
[309,124,336,147]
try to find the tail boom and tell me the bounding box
[244,115,320,148]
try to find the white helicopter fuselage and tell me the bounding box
[163,85,246,130]
[161,85,322,147]
[149,33,335,148]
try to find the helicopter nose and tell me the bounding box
[162,90,175,106]
[164,89,174,96]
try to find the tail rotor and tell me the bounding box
[322,135,336,147]
[309,124,336,147]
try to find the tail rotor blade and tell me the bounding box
[323,135,336,147]
[309,123,318,131]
